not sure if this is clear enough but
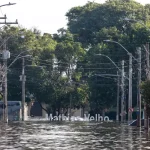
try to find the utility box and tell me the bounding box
[2,50,10,59]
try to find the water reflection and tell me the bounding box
[128,126,133,150]
[0,121,150,150]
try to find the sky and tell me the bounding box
[0,0,150,34]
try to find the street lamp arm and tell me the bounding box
[24,65,44,69]
[0,3,16,7]
[94,73,120,77]
[103,40,137,61]
[7,52,31,69]
[124,18,150,31]
[0,36,12,49]
[0,29,25,49]
[0,55,31,82]
[104,40,130,54]
[95,54,121,72]
[95,54,129,80]
[105,55,121,71]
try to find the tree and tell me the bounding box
[140,80,150,117]
[65,0,150,115]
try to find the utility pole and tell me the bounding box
[20,57,26,121]
[3,55,7,123]
[121,60,125,122]
[145,43,150,130]
[116,71,120,121]
[128,53,133,122]
[0,2,18,123]
[137,47,141,127]
[69,63,72,121]
[2,43,10,123]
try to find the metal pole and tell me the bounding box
[121,60,125,122]
[3,58,8,123]
[69,64,72,121]
[116,71,120,121]
[0,64,3,121]
[22,57,25,121]
[3,42,8,123]
[128,53,132,122]
[145,43,150,130]
[137,47,141,127]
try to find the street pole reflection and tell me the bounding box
[128,126,133,150]
[138,127,142,150]
[145,128,149,141]
[121,125,125,148]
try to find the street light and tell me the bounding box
[1,53,32,122]
[0,3,16,20]
[124,18,150,31]
[103,40,137,60]
[1,51,31,123]
[20,63,42,121]
[95,53,126,122]
[0,3,16,8]
[8,50,32,69]
[95,54,121,71]
[103,40,134,123]
[0,29,27,49]
[123,18,148,127]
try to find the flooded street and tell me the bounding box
[0,121,150,150]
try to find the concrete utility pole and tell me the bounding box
[69,63,72,121]
[0,2,18,123]
[121,60,125,122]
[103,40,134,122]
[128,53,133,122]
[137,47,141,127]
[145,43,150,130]
[20,57,26,121]
[2,43,10,123]
[116,71,120,121]
[3,58,7,123]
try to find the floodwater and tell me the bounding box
[0,121,150,150]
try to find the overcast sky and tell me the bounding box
[0,0,150,34]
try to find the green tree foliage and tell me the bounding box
[1,0,150,117]
[140,80,150,117]
[0,26,88,115]
[66,0,150,113]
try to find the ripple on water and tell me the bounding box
[0,121,150,150]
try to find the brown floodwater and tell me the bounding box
[0,121,150,150]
